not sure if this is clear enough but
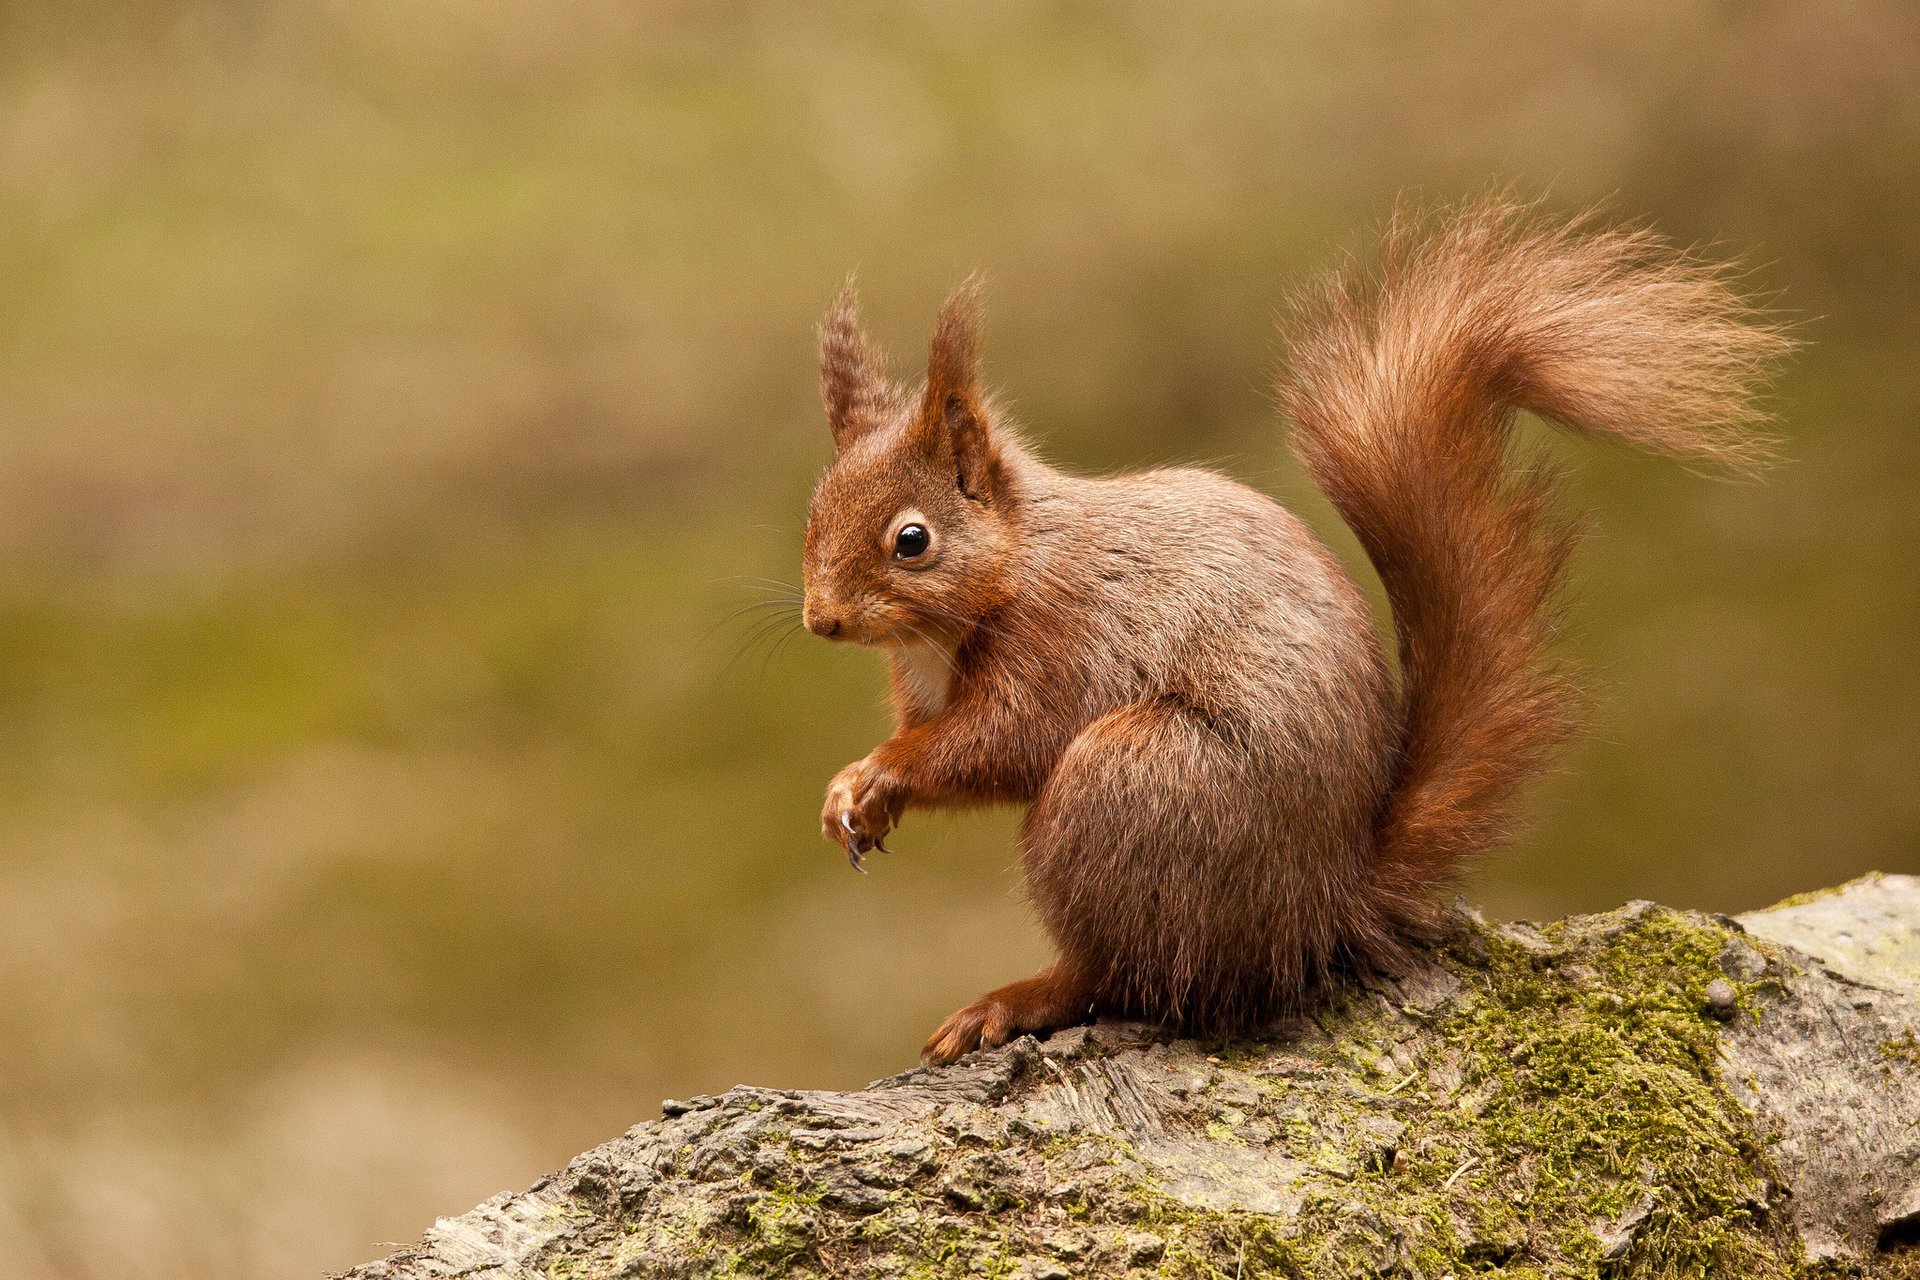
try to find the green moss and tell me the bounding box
[1432,908,1795,1276]
[1882,1028,1920,1069]
[739,1188,823,1267]
[692,1138,1042,1280]
[610,906,1817,1278]
[1761,872,1883,912]
[1097,907,1802,1278]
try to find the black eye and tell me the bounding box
[892,523,931,560]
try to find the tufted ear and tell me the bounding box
[917,279,1001,501]
[818,279,891,451]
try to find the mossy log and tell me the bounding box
[341,875,1920,1278]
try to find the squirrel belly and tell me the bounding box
[801,194,1790,1064]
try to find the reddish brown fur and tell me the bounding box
[800,196,1789,1065]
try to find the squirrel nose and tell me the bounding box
[803,606,843,639]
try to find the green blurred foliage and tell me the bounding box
[0,2,1914,1275]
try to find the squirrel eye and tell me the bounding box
[892,523,931,560]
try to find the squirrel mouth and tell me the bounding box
[806,602,958,651]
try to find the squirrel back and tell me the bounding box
[1278,195,1791,941]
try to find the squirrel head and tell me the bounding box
[802,279,1018,648]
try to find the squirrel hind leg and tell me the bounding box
[921,960,1096,1066]
[1020,697,1383,1031]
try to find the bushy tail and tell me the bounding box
[1277,194,1791,932]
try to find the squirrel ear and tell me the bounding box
[819,278,891,452]
[919,279,1001,501]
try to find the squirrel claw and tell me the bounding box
[839,814,871,872]
[837,810,889,870]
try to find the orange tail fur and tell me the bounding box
[1278,195,1791,932]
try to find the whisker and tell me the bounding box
[732,615,786,653]
[721,597,802,613]
[716,574,805,594]
[701,599,802,647]
[721,600,804,619]
[913,600,1016,643]
[758,622,808,678]
[725,614,802,673]
[719,600,801,653]
[709,568,808,675]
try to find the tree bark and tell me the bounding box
[339,875,1920,1278]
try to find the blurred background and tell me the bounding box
[0,1,1915,1275]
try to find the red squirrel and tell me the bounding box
[798,196,1788,1066]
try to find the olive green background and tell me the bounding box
[0,3,1914,1276]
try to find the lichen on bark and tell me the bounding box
[342,875,1920,1280]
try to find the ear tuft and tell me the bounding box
[819,277,891,451]
[920,278,1000,500]
[925,277,983,402]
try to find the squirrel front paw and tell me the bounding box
[821,756,907,872]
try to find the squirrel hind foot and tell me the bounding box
[921,962,1095,1065]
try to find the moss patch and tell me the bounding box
[1881,1028,1920,1070]
[1439,907,1790,1275]
[1076,906,1800,1278]
[581,905,1816,1279]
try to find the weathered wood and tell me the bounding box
[340,875,1920,1278]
